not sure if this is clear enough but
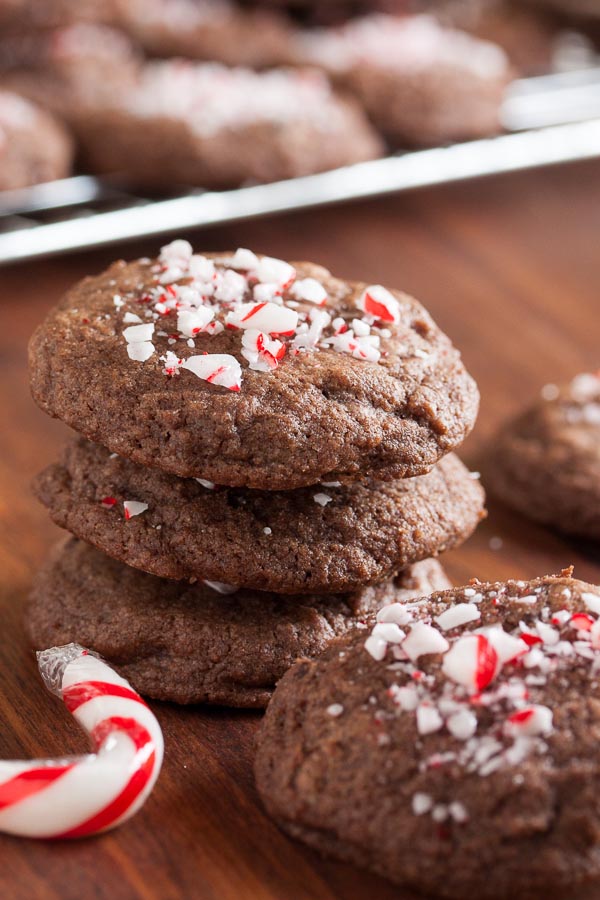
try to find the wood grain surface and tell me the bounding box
[0,159,599,899]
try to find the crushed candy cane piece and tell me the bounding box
[313,492,332,507]
[417,704,444,735]
[127,341,155,362]
[442,634,498,692]
[583,592,600,616]
[182,354,242,391]
[358,285,400,324]
[402,622,449,662]
[505,705,553,737]
[435,604,480,631]
[124,500,148,519]
[292,278,327,305]
[372,622,405,644]
[253,256,296,287]
[226,301,298,335]
[412,793,433,815]
[123,322,155,343]
[229,247,259,270]
[203,580,238,594]
[177,307,214,337]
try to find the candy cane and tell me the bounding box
[0,643,164,839]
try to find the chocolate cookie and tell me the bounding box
[71,61,382,188]
[29,244,479,489]
[0,89,73,189]
[27,539,450,707]
[0,24,140,124]
[113,0,295,68]
[33,438,484,593]
[256,572,600,898]
[487,373,600,541]
[292,13,511,146]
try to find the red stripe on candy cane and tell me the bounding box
[241,302,267,322]
[0,765,75,810]
[56,717,156,839]
[63,680,149,713]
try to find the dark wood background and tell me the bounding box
[1,160,599,899]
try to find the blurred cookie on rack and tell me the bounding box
[112,0,295,68]
[291,14,512,145]
[65,61,383,187]
[0,89,73,189]
[0,23,140,122]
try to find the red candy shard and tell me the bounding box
[475,635,498,691]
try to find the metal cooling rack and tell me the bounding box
[1,66,600,265]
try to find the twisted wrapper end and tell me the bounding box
[36,644,99,697]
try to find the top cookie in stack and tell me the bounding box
[29,241,479,489]
[28,243,484,706]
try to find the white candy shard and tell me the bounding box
[412,793,433,815]
[313,492,332,507]
[435,604,481,631]
[203,580,238,594]
[416,704,444,735]
[365,634,388,661]
[389,684,419,711]
[292,278,327,305]
[229,247,259,270]
[447,708,478,741]
[253,256,296,287]
[127,341,155,362]
[402,622,449,662]
[159,238,192,262]
[377,603,414,627]
[583,592,600,616]
[372,622,405,644]
[123,323,154,343]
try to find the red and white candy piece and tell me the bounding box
[505,705,553,737]
[442,633,498,693]
[0,644,163,839]
[182,354,242,391]
[358,285,401,324]
[226,302,298,336]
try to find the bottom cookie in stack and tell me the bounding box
[28,540,450,708]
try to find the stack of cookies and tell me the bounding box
[27,241,485,707]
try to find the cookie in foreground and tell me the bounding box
[256,571,600,898]
[29,243,479,489]
[27,539,450,708]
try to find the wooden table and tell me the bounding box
[1,160,599,899]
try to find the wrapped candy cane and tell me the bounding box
[0,644,164,839]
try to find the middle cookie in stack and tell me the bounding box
[28,244,485,707]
